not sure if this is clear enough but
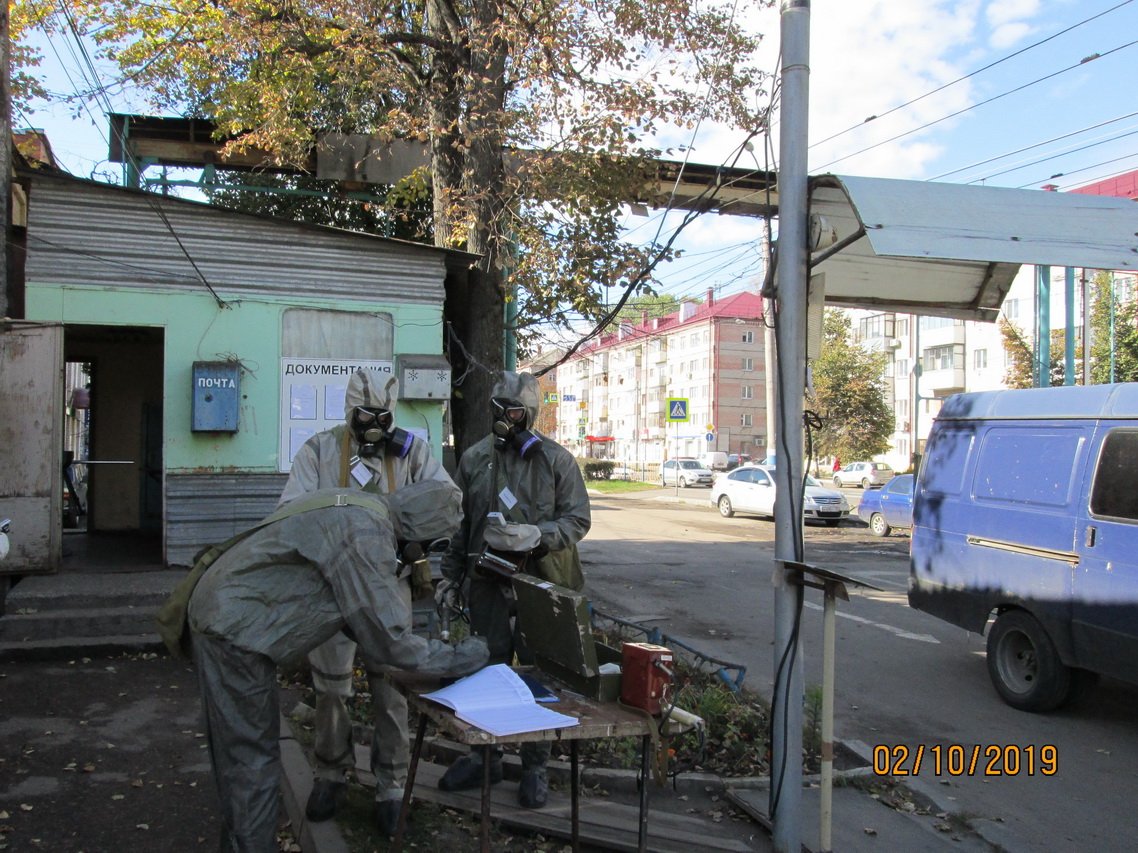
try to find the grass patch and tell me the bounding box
[586,479,660,494]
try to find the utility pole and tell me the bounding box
[770,2,810,851]
[0,0,11,318]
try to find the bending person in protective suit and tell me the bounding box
[280,368,459,834]
[189,483,487,853]
[436,371,591,808]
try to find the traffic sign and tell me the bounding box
[665,398,690,423]
[705,432,715,443]
[706,423,715,432]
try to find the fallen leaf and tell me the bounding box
[19,805,33,812]
[112,794,125,801]
[136,823,150,830]
[83,764,96,772]
[131,779,144,788]
[864,827,877,836]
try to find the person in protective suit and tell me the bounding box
[189,483,488,853]
[279,368,459,835]
[435,371,591,808]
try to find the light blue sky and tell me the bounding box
[17,1,1138,341]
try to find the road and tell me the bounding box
[578,487,1138,852]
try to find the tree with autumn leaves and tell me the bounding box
[14,0,771,451]
[809,310,894,464]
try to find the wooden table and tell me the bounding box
[389,674,700,853]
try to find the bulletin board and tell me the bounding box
[278,358,393,472]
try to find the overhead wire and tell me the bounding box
[43,3,230,308]
[973,125,1138,184]
[809,0,1135,152]
[813,36,1138,173]
[1016,150,1138,189]
[927,110,1138,181]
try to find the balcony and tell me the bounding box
[920,367,966,396]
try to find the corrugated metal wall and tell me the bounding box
[166,473,288,567]
[24,173,448,305]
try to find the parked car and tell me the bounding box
[711,465,849,526]
[700,451,729,471]
[726,453,752,470]
[857,474,914,536]
[833,460,895,488]
[661,458,714,488]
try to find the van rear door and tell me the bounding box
[1074,426,1138,683]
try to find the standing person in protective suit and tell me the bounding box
[188,483,488,853]
[435,371,591,808]
[279,368,459,835]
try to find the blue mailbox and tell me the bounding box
[192,361,240,432]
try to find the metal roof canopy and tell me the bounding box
[808,174,1138,322]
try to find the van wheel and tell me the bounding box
[833,476,842,487]
[986,610,1072,712]
[861,478,871,489]
[718,496,734,518]
[869,513,890,537]
[679,476,689,488]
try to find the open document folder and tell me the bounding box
[422,664,580,737]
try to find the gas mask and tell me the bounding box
[350,406,413,458]
[491,397,541,459]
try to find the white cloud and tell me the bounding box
[986,0,1041,29]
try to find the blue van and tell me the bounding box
[909,384,1138,712]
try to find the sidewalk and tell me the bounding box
[0,647,1005,853]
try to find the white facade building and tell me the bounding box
[556,291,768,468]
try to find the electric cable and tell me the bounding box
[810,0,1136,151]
[813,36,1138,173]
[1014,149,1138,190]
[972,126,1138,184]
[927,110,1138,181]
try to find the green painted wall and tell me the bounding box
[26,283,447,473]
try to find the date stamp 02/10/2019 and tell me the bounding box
[873,744,1058,777]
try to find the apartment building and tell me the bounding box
[848,171,1138,473]
[556,291,768,466]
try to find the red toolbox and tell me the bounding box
[620,642,674,715]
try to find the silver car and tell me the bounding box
[661,458,714,488]
[711,465,849,526]
[832,461,895,489]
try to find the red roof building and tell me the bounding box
[556,289,769,467]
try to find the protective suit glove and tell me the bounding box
[434,577,460,608]
[448,636,490,675]
[483,522,543,553]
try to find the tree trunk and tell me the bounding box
[447,0,509,458]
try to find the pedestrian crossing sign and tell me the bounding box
[666,398,690,422]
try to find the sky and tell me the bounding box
[16,0,1138,342]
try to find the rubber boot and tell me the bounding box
[438,749,504,792]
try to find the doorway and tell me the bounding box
[63,325,164,572]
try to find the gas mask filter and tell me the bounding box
[350,406,413,458]
[491,397,541,460]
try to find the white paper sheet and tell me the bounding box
[422,664,579,736]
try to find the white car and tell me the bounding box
[711,465,850,526]
[661,458,714,488]
[832,460,895,489]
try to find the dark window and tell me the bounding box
[1090,429,1138,521]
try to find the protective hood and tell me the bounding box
[344,369,399,421]
[384,478,463,544]
[491,371,541,429]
